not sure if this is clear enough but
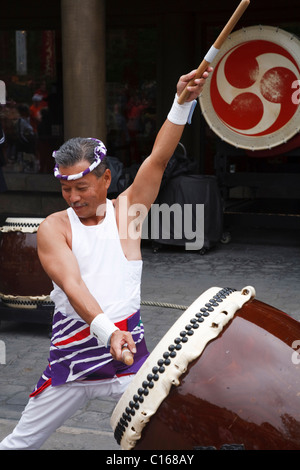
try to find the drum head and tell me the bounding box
[199,26,300,150]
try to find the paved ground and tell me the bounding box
[0,225,299,450]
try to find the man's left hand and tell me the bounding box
[176,66,213,102]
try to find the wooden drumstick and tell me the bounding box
[177,0,250,104]
[121,345,134,366]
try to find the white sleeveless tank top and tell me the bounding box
[50,199,143,323]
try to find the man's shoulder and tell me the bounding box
[39,210,69,233]
[37,210,73,253]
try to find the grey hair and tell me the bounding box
[54,137,108,178]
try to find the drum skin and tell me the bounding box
[134,299,300,450]
[0,222,52,299]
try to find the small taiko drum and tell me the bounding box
[111,286,300,450]
[199,26,300,151]
[0,217,53,309]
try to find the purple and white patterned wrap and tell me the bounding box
[30,309,149,397]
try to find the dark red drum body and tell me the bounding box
[0,218,53,308]
[111,287,300,450]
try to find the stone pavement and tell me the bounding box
[0,225,299,450]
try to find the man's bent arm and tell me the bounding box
[37,216,103,323]
[37,216,136,359]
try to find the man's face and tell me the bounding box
[59,160,111,221]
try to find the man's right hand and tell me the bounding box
[110,330,136,364]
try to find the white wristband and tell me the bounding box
[167,94,197,125]
[90,314,119,347]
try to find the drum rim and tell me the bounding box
[0,217,45,233]
[0,292,53,309]
[199,25,300,150]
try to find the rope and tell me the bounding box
[141,300,188,311]
[0,294,188,311]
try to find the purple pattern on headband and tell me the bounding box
[53,138,107,180]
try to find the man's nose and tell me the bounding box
[69,190,81,203]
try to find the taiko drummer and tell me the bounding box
[0,67,211,450]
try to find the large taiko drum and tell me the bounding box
[111,286,300,450]
[0,217,53,309]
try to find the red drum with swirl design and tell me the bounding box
[0,218,53,309]
[199,26,300,150]
[111,286,300,450]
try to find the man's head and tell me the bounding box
[53,137,111,221]
[53,137,108,180]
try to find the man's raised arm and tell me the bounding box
[125,67,212,211]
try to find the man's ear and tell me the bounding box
[103,168,111,188]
